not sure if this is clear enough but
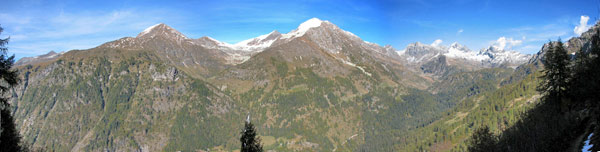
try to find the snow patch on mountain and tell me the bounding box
[224,52,251,64]
[232,30,281,51]
[444,42,488,61]
[398,41,531,67]
[334,56,372,77]
[139,23,162,37]
[136,23,188,40]
[282,18,325,39]
[478,46,531,66]
[204,36,234,48]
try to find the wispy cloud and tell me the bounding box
[574,15,591,36]
[457,29,464,35]
[490,37,522,50]
[431,39,443,46]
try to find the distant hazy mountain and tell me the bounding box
[395,40,531,79]
[15,51,64,66]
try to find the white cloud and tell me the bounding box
[431,39,443,47]
[491,37,522,50]
[457,29,464,35]
[574,15,591,36]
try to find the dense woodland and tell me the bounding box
[468,32,600,151]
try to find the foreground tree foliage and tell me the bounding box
[467,30,600,151]
[240,117,263,152]
[467,126,497,152]
[537,40,570,108]
[0,25,25,151]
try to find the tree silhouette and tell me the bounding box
[537,40,570,108]
[0,25,24,151]
[240,116,263,152]
[467,126,497,152]
[1,106,22,151]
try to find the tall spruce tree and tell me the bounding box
[538,40,570,107]
[0,25,23,151]
[240,116,263,152]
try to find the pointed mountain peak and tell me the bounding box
[384,44,394,50]
[450,42,461,48]
[233,30,282,51]
[408,42,428,47]
[199,36,220,42]
[255,30,282,41]
[266,30,282,37]
[482,45,504,54]
[138,23,164,36]
[196,36,233,48]
[384,44,399,54]
[282,18,330,39]
[298,18,325,30]
[449,42,471,52]
[136,23,188,39]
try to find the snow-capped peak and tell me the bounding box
[136,23,188,39]
[297,18,324,32]
[450,42,462,48]
[282,18,326,39]
[445,42,487,61]
[139,23,162,37]
[233,30,281,51]
[195,36,234,49]
[399,41,531,67]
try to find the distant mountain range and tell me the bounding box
[18,18,532,75]
[11,18,588,151]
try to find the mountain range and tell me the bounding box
[9,18,566,151]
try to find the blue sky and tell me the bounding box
[1,0,598,60]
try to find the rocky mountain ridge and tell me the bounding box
[10,18,543,151]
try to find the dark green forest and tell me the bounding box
[468,33,600,151]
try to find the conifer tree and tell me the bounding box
[1,107,22,151]
[240,115,263,152]
[538,40,570,107]
[467,126,497,152]
[0,25,23,151]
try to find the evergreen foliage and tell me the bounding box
[1,107,23,151]
[240,119,263,152]
[466,35,600,151]
[570,30,600,102]
[0,25,25,151]
[0,26,19,105]
[480,33,600,151]
[537,40,570,107]
[467,126,497,152]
